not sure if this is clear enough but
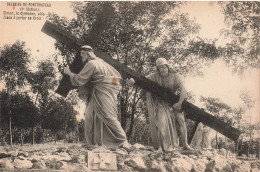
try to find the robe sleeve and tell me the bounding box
[145,73,159,110]
[70,61,96,86]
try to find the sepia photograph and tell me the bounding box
[0,1,259,171]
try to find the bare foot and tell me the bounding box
[156,147,163,153]
[165,147,175,153]
[183,145,193,150]
[122,141,132,149]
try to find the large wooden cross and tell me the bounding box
[41,4,241,142]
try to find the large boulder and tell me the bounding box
[0,158,14,169]
[32,160,46,169]
[9,149,19,157]
[147,159,167,172]
[45,159,64,170]
[168,158,193,172]
[233,161,251,172]
[191,160,206,172]
[13,158,33,169]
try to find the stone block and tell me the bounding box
[88,152,117,171]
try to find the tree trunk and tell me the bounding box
[64,131,68,143]
[20,128,24,146]
[32,127,35,145]
[64,111,69,143]
[64,123,67,143]
[3,135,6,145]
[120,96,127,130]
[32,93,38,145]
[55,133,57,143]
[127,87,138,138]
[42,129,45,144]
[215,132,218,149]
[77,123,79,144]
[225,136,227,149]
[225,136,227,158]
[9,116,12,145]
[128,106,135,139]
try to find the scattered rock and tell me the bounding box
[251,161,260,169]
[56,147,66,153]
[0,153,11,159]
[32,160,46,169]
[148,159,167,172]
[121,142,132,150]
[0,144,258,171]
[58,152,71,161]
[13,158,33,169]
[0,158,14,169]
[192,161,206,172]
[234,161,251,172]
[213,156,228,171]
[132,143,146,149]
[9,149,19,157]
[69,156,83,163]
[114,148,128,156]
[19,151,29,157]
[45,159,64,170]
[125,156,146,170]
[171,158,193,172]
[92,146,112,153]
[116,154,124,169]
[205,160,216,172]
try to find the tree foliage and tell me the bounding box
[0,41,30,91]
[27,59,57,108]
[219,1,260,71]
[200,96,232,118]
[10,93,38,130]
[41,97,77,142]
[0,91,38,145]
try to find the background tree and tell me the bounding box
[219,1,260,72]
[0,91,38,145]
[200,96,232,149]
[0,41,31,145]
[41,97,77,143]
[240,90,255,157]
[0,91,12,144]
[233,105,246,128]
[11,92,38,145]
[27,59,57,144]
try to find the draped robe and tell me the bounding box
[146,72,184,150]
[69,58,126,148]
[191,123,211,149]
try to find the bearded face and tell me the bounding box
[157,65,169,76]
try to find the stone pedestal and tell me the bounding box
[88,152,117,171]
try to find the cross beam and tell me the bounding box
[41,22,241,142]
[41,3,115,97]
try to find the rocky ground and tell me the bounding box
[0,142,259,171]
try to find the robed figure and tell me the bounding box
[64,45,127,148]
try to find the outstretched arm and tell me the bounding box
[63,62,95,86]
[64,66,74,77]
[172,74,187,111]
